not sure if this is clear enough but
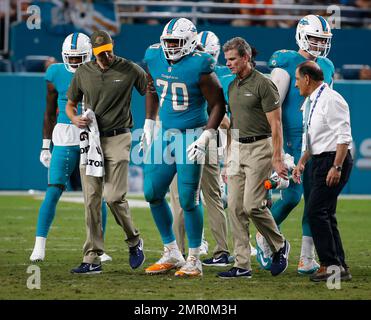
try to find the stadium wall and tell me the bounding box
[0,74,370,194]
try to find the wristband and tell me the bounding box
[42,139,51,150]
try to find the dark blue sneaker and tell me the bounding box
[71,262,102,274]
[270,240,290,276]
[218,267,252,279]
[202,253,231,267]
[129,238,145,269]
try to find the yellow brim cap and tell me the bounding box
[93,43,113,56]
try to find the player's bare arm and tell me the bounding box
[43,82,58,139]
[200,72,226,130]
[266,107,288,179]
[145,72,159,120]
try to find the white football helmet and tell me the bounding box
[295,15,332,58]
[197,31,220,62]
[62,32,92,73]
[160,18,198,61]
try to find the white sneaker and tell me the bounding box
[256,232,273,258]
[250,243,257,257]
[255,232,273,270]
[30,236,46,262]
[297,256,320,275]
[145,247,186,274]
[100,253,112,263]
[199,239,209,256]
[30,248,45,262]
[175,255,203,277]
[255,232,273,258]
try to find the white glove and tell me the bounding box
[187,129,214,162]
[40,139,52,168]
[283,153,295,171]
[139,119,156,153]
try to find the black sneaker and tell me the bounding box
[218,267,252,279]
[71,262,102,274]
[310,265,352,282]
[202,253,231,267]
[129,238,145,269]
[309,265,330,282]
[341,266,352,281]
[270,240,290,276]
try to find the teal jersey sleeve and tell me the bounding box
[215,65,231,78]
[268,50,297,70]
[317,56,335,86]
[45,63,58,83]
[197,51,216,74]
[144,43,162,67]
[215,65,235,105]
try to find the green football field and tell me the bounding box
[0,195,370,300]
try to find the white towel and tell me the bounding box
[80,109,105,177]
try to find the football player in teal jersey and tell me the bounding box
[256,15,335,274]
[142,18,225,277]
[168,30,234,268]
[198,31,235,104]
[30,33,111,263]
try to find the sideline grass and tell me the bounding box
[0,195,370,300]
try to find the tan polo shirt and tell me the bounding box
[228,69,280,138]
[68,56,147,132]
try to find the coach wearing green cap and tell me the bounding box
[66,30,148,274]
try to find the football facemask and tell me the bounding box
[62,32,92,73]
[160,18,198,61]
[296,15,332,58]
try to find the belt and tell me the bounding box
[100,127,130,137]
[238,135,270,144]
[312,151,336,159]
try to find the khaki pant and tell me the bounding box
[170,138,229,258]
[228,138,284,270]
[80,132,140,264]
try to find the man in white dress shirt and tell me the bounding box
[293,61,353,282]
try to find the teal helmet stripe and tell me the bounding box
[201,31,209,47]
[167,18,179,34]
[316,15,328,32]
[71,32,79,50]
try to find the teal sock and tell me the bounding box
[101,199,107,238]
[36,186,63,237]
[150,198,175,245]
[184,203,204,248]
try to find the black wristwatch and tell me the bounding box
[332,165,342,172]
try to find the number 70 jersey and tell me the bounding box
[144,43,216,131]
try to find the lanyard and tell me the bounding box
[307,84,326,128]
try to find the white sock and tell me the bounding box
[300,236,315,259]
[34,236,47,252]
[164,240,179,251]
[189,247,200,259]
